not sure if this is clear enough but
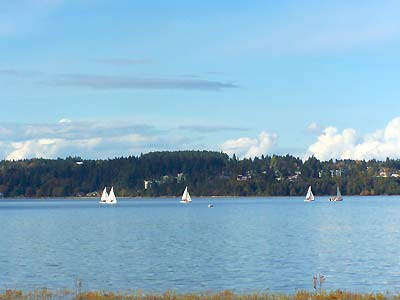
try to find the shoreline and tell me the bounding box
[0,194,398,200]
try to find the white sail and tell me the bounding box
[330,186,343,201]
[181,187,188,201]
[180,186,192,203]
[305,186,315,201]
[106,186,117,204]
[99,187,108,203]
[186,190,192,202]
[337,186,342,199]
[334,186,343,201]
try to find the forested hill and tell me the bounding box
[1,150,400,197]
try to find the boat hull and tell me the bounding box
[329,197,343,202]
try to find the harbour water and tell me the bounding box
[1,196,400,293]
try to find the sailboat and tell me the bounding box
[99,187,108,204]
[304,186,315,202]
[106,186,117,204]
[180,186,192,204]
[329,186,343,202]
[99,187,117,205]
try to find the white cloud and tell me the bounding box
[306,122,324,134]
[7,138,62,160]
[307,122,319,130]
[221,131,278,158]
[0,127,13,137]
[307,117,400,160]
[0,121,194,160]
[6,137,110,161]
[59,118,72,123]
[307,127,357,160]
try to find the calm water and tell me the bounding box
[1,196,400,293]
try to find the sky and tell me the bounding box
[2,0,400,161]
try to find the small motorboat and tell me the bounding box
[208,204,214,208]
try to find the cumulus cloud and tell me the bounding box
[7,138,64,161]
[221,131,278,158]
[6,136,110,161]
[307,117,400,160]
[307,127,357,160]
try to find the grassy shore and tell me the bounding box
[1,289,400,300]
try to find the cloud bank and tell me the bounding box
[0,120,192,160]
[95,58,151,65]
[0,120,250,160]
[5,117,400,161]
[221,131,278,159]
[179,125,249,133]
[307,117,400,160]
[0,68,238,92]
[48,74,238,91]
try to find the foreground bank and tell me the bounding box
[1,289,398,300]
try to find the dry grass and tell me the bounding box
[0,289,397,300]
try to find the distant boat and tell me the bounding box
[304,186,315,202]
[329,186,343,202]
[106,186,117,204]
[99,187,108,204]
[208,204,214,208]
[180,186,192,204]
[99,186,117,205]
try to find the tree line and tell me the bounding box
[0,151,400,197]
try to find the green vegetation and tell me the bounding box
[1,289,399,300]
[1,151,400,197]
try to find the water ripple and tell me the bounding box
[0,196,400,292]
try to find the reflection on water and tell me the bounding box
[0,196,400,293]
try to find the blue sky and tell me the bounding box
[2,0,400,161]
